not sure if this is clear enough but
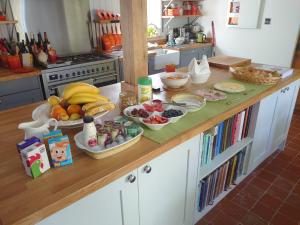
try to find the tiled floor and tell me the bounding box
[196,111,300,225]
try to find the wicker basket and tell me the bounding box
[230,66,281,85]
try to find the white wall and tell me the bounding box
[199,0,300,67]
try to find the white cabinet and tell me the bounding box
[249,94,278,171]
[268,82,299,152]
[250,81,299,171]
[37,171,139,225]
[138,136,200,225]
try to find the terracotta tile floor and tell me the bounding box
[196,111,300,225]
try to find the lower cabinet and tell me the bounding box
[179,47,213,68]
[250,81,299,171]
[37,171,140,225]
[0,76,44,111]
[138,135,199,225]
[37,136,200,225]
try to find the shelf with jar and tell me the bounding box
[162,0,202,27]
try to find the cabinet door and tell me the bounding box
[0,89,43,111]
[180,49,198,68]
[268,82,299,152]
[249,94,278,171]
[37,171,139,225]
[202,47,212,58]
[138,136,200,225]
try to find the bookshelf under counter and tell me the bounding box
[198,137,252,180]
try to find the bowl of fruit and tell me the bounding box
[123,105,151,123]
[161,105,187,123]
[140,115,170,131]
[32,82,115,128]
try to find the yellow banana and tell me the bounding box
[85,103,115,116]
[67,96,101,105]
[71,93,109,101]
[62,83,100,100]
[82,100,110,111]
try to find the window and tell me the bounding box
[147,0,162,37]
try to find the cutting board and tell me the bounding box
[208,55,251,69]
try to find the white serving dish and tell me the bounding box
[171,93,206,112]
[214,82,246,93]
[140,117,170,131]
[32,103,108,128]
[160,72,189,88]
[74,127,143,159]
[123,105,152,123]
[162,105,187,123]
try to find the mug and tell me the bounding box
[197,33,206,43]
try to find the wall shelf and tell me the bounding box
[162,15,201,19]
[0,20,17,24]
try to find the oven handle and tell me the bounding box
[92,74,118,83]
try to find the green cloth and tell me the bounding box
[142,78,273,144]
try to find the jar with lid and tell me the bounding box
[82,116,97,148]
[138,77,152,103]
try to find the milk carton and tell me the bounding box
[20,143,50,178]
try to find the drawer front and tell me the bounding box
[0,89,43,111]
[0,76,41,96]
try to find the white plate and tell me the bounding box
[74,128,143,154]
[214,82,246,93]
[171,93,206,112]
[194,89,227,101]
[32,103,109,128]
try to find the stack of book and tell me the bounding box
[200,106,253,166]
[198,147,247,212]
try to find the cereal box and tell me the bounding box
[20,143,50,178]
[48,135,72,167]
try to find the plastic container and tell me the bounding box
[7,55,22,69]
[138,77,152,103]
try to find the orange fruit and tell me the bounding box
[67,104,81,116]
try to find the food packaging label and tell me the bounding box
[20,143,50,178]
[48,135,73,167]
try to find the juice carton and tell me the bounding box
[48,135,72,167]
[20,143,50,178]
[42,129,63,147]
[17,136,41,154]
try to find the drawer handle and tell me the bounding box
[143,165,152,174]
[127,174,136,183]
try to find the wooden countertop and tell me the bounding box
[0,67,41,83]
[0,67,299,225]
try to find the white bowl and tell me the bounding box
[123,105,151,123]
[162,105,187,123]
[140,117,170,131]
[160,72,189,89]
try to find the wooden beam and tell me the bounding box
[120,0,148,85]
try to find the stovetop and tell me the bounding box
[46,53,113,69]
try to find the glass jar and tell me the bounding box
[119,90,137,112]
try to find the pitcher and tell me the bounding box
[18,118,58,139]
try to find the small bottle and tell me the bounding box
[138,77,152,103]
[82,116,97,148]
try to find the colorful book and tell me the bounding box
[238,110,246,141]
[244,106,253,137]
[199,133,204,167]
[234,113,242,143]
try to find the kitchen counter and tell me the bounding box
[0,67,299,225]
[0,67,41,83]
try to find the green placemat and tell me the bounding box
[143,78,273,144]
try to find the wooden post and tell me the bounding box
[120,0,148,85]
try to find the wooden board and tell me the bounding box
[208,55,251,69]
[0,66,299,225]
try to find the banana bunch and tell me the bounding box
[83,101,115,116]
[62,82,108,105]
